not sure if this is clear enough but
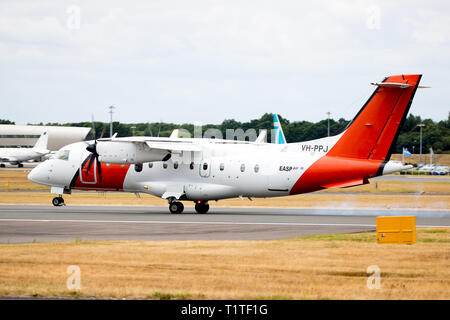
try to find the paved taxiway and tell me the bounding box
[0,205,448,243]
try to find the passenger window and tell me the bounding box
[163,163,168,169]
[220,163,224,171]
[240,164,245,172]
[135,163,143,172]
[254,164,259,173]
[174,162,179,169]
[148,162,153,168]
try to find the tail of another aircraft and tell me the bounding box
[32,131,50,154]
[273,114,287,144]
[327,74,422,161]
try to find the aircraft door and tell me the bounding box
[79,154,97,184]
[199,159,211,178]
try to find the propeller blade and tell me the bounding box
[86,154,95,174]
[91,114,96,138]
[148,123,153,137]
[96,155,102,181]
[99,125,106,139]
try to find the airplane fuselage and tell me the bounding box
[29,135,344,201]
[0,148,43,163]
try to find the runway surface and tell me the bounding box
[0,205,448,243]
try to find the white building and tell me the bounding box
[0,125,94,151]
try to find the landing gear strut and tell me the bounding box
[168,200,184,214]
[194,201,210,214]
[52,196,65,207]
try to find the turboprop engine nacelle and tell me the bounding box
[96,141,168,164]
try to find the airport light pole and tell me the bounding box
[326,112,331,137]
[131,126,136,136]
[109,106,115,137]
[418,123,425,165]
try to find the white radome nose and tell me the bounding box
[28,162,48,185]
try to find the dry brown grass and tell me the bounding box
[391,153,450,167]
[0,192,448,210]
[0,228,448,300]
[0,169,47,191]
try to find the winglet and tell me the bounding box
[169,129,179,139]
[255,129,267,143]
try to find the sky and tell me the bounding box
[0,0,449,126]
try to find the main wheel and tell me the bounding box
[0,164,5,168]
[195,203,210,214]
[18,163,23,168]
[169,201,184,214]
[52,197,64,207]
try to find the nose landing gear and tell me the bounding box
[52,196,65,207]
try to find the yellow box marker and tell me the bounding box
[376,216,416,244]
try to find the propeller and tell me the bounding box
[85,124,107,181]
[148,122,153,137]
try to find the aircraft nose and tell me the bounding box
[28,162,49,185]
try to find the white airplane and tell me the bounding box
[0,131,50,168]
[28,74,421,212]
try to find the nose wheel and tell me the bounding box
[52,196,65,207]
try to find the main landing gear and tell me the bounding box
[167,198,210,214]
[194,201,210,214]
[52,196,65,206]
[169,201,184,214]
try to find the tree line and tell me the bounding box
[2,112,449,153]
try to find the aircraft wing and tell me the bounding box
[0,156,16,162]
[144,140,202,152]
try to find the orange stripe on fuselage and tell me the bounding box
[74,163,130,191]
[290,156,382,195]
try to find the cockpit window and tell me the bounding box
[52,149,70,161]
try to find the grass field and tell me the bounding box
[0,228,448,300]
[0,165,448,300]
[391,153,450,167]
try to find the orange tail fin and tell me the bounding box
[328,74,422,161]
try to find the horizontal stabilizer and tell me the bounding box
[370,82,412,89]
